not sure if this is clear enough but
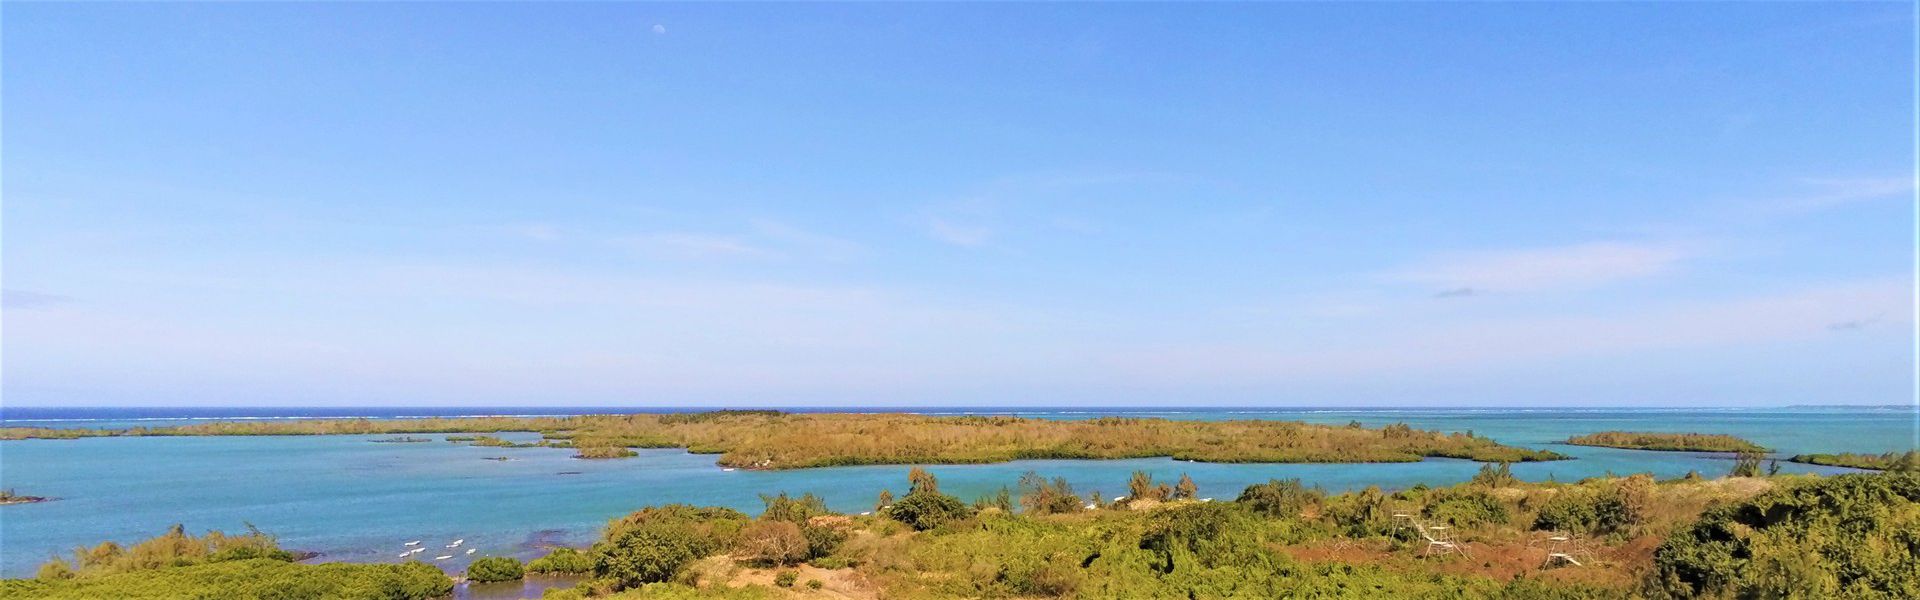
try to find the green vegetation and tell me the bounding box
[575,446,640,459]
[19,468,1919,599]
[465,556,525,583]
[0,411,1565,469]
[0,489,49,505]
[1648,473,1920,599]
[1788,449,1920,471]
[0,559,453,600]
[528,547,596,574]
[1530,474,1652,537]
[40,523,294,578]
[1566,431,1766,453]
[5,525,451,599]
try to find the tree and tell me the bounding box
[874,489,895,511]
[1018,471,1082,515]
[1127,471,1172,502]
[1730,451,1766,478]
[465,557,525,583]
[1174,474,1198,500]
[908,467,939,496]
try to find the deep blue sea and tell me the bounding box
[1,405,1914,579]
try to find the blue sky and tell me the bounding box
[3,3,1914,407]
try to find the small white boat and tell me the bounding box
[1200,498,1213,502]
[397,552,411,558]
[1084,503,1097,509]
[859,511,871,516]
[434,555,453,561]
[404,540,420,546]
[410,548,424,554]
[465,549,475,555]
[722,468,736,472]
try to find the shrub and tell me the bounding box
[465,556,525,583]
[1324,485,1390,537]
[874,489,895,511]
[527,547,594,574]
[735,520,809,566]
[35,559,75,581]
[801,522,846,560]
[1018,471,1083,515]
[758,492,831,523]
[1,558,454,600]
[1422,487,1508,528]
[1470,462,1518,487]
[592,522,711,589]
[1648,472,1920,599]
[1729,450,1766,478]
[774,570,798,587]
[806,578,824,590]
[886,491,975,531]
[1237,479,1323,519]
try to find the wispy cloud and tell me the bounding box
[1762,176,1915,214]
[614,232,771,260]
[1827,314,1886,332]
[749,218,863,260]
[2,289,74,310]
[1388,241,1693,293]
[1432,287,1477,299]
[927,218,993,247]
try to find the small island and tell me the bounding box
[1566,431,1766,453]
[368,436,433,443]
[1788,450,1920,471]
[0,411,1567,469]
[0,489,51,505]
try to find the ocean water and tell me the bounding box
[0,406,1912,578]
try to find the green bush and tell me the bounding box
[886,491,974,531]
[1422,487,1509,528]
[527,547,594,574]
[465,556,525,583]
[758,492,831,523]
[592,522,712,589]
[806,578,824,590]
[774,570,798,587]
[1236,479,1323,519]
[801,523,846,560]
[1648,472,1920,599]
[0,558,452,600]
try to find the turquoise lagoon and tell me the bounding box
[0,407,1911,578]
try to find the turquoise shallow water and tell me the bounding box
[0,407,1912,578]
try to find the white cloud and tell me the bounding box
[1387,241,1693,293]
[651,24,666,35]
